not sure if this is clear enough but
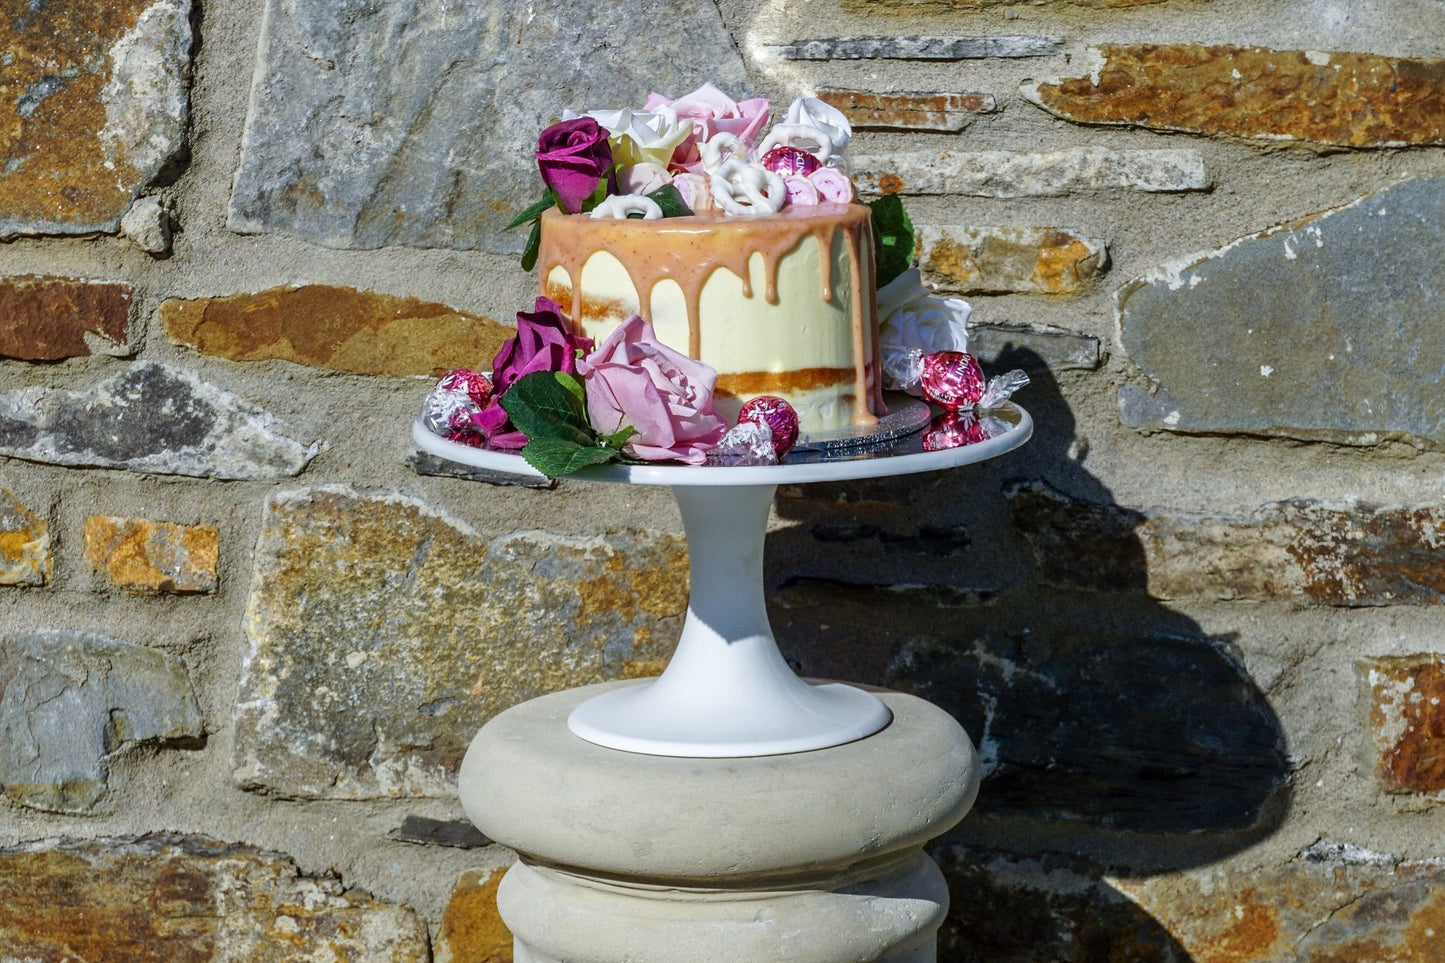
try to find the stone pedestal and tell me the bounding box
[459,681,980,962]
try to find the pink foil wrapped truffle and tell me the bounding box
[920,351,986,411]
[422,368,493,439]
[737,396,800,458]
[761,146,822,177]
[706,420,778,466]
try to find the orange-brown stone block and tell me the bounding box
[917,225,1107,295]
[233,488,687,800]
[84,515,218,595]
[1116,852,1445,961]
[161,285,514,378]
[1367,655,1445,798]
[1024,44,1445,148]
[818,89,994,131]
[436,869,512,963]
[0,835,429,961]
[0,488,49,586]
[0,0,191,236]
[0,275,132,359]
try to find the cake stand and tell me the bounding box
[411,402,1031,759]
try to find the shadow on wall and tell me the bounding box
[767,348,1291,963]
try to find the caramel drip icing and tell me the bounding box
[843,219,879,428]
[538,203,880,425]
[863,221,887,418]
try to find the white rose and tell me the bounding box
[876,268,971,394]
[574,106,692,168]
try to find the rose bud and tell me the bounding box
[536,117,613,214]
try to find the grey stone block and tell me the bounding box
[853,147,1208,197]
[0,630,203,812]
[0,362,321,479]
[1118,175,1445,448]
[766,36,1062,60]
[228,0,746,253]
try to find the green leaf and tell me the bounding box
[520,217,542,272]
[500,371,593,447]
[578,177,611,216]
[522,437,621,477]
[598,425,635,450]
[555,370,586,405]
[868,194,916,289]
[505,190,556,231]
[646,183,693,218]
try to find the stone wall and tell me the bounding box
[2,0,1444,959]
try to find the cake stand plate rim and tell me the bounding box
[411,401,1031,487]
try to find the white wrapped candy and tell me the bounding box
[705,420,778,466]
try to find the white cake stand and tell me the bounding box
[412,402,1031,758]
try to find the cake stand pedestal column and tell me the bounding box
[565,483,892,757]
[460,682,979,963]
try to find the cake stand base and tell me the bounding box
[568,678,890,757]
[462,682,980,963]
[566,483,892,757]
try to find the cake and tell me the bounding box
[513,84,892,437]
[422,87,991,472]
[537,201,883,435]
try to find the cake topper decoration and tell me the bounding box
[506,85,860,267]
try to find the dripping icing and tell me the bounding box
[537,203,880,428]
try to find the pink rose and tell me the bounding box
[536,117,613,213]
[808,166,855,204]
[644,83,770,173]
[617,162,672,196]
[578,316,727,464]
[782,174,820,207]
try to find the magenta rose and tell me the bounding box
[476,297,592,449]
[468,403,527,450]
[491,297,593,395]
[577,316,727,464]
[537,117,613,213]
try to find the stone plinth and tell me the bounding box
[460,682,978,962]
